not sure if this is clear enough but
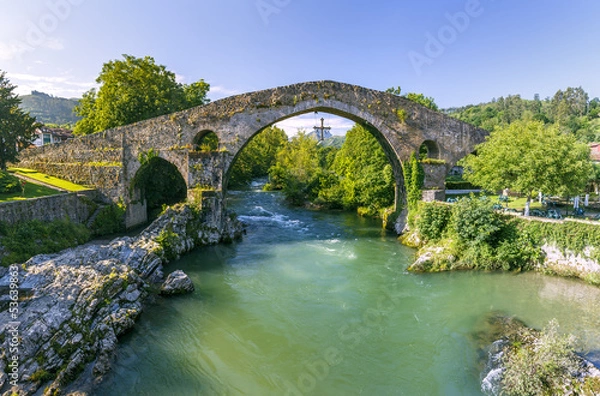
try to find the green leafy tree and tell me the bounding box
[324,124,394,214]
[268,131,323,204]
[74,55,209,135]
[460,120,592,200]
[228,126,288,187]
[0,71,38,170]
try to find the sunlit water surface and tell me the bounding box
[94,189,600,396]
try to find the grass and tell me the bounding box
[0,181,62,203]
[9,167,92,192]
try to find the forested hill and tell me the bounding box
[19,91,80,126]
[444,87,600,142]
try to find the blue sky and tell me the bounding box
[1,0,599,135]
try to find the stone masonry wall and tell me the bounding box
[0,193,96,225]
[422,163,448,190]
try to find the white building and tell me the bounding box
[32,126,74,147]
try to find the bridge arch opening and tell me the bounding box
[224,109,404,218]
[133,156,187,218]
[419,140,440,159]
[193,130,219,152]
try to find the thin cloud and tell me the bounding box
[0,41,29,61]
[209,85,242,99]
[8,72,95,98]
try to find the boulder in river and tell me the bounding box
[160,270,195,295]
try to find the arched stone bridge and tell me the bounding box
[18,81,488,229]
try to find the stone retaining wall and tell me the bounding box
[0,192,96,225]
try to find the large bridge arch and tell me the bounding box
[220,102,408,210]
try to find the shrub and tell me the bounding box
[451,196,503,246]
[501,320,581,396]
[0,219,91,267]
[416,202,451,242]
[156,228,179,262]
[445,180,477,190]
[90,203,126,236]
[0,171,22,193]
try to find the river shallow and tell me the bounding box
[94,189,600,395]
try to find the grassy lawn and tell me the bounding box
[9,167,91,192]
[0,181,63,203]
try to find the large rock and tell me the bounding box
[160,270,195,295]
[0,204,242,396]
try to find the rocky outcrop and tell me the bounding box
[480,316,600,396]
[0,203,242,396]
[160,270,194,295]
[540,243,600,283]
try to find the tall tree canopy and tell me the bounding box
[325,124,395,214]
[447,86,600,142]
[74,55,209,135]
[266,124,395,217]
[0,71,37,170]
[459,120,592,198]
[268,131,323,205]
[228,126,288,187]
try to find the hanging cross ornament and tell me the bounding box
[313,117,331,141]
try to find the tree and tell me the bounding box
[268,131,323,204]
[325,124,394,214]
[228,126,288,187]
[0,71,38,170]
[74,55,209,135]
[459,120,592,200]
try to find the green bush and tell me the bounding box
[416,202,451,242]
[521,220,600,257]
[445,180,478,190]
[451,196,503,246]
[0,219,91,267]
[90,203,126,236]
[410,197,542,272]
[0,171,22,193]
[156,228,179,262]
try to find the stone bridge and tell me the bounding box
[17,81,488,230]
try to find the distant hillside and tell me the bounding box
[19,91,80,126]
[321,135,345,148]
[444,86,600,142]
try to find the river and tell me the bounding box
[94,188,600,395]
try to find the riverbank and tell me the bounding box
[0,201,243,395]
[404,199,600,287]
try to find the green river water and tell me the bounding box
[94,188,600,396]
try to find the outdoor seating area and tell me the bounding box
[444,192,600,222]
